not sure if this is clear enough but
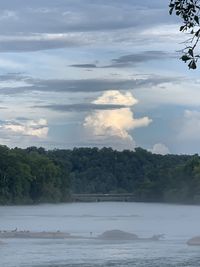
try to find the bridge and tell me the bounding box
[71,193,135,202]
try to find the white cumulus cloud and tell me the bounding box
[151,143,170,155]
[93,90,138,106]
[84,90,152,147]
[3,118,48,138]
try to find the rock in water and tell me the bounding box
[98,230,138,240]
[187,236,200,246]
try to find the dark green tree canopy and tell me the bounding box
[169,0,200,69]
[1,145,200,205]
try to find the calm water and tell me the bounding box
[0,202,200,267]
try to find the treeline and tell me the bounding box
[0,146,70,204]
[1,145,200,204]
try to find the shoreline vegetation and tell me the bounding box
[0,145,200,205]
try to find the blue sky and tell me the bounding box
[0,0,199,154]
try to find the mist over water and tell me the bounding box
[1,202,200,267]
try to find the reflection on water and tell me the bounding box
[0,202,200,267]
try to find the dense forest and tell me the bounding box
[0,145,200,205]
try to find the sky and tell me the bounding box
[0,0,199,154]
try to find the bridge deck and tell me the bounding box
[71,193,135,202]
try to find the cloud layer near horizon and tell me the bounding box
[2,119,48,138]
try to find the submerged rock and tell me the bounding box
[187,236,200,246]
[98,230,138,240]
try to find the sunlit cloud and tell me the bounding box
[84,90,152,145]
[2,118,48,138]
[151,143,170,155]
[93,90,138,106]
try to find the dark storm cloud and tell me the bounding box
[70,64,97,68]
[29,76,183,93]
[69,51,173,69]
[0,75,182,95]
[108,51,172,67]
[33,103,127,112]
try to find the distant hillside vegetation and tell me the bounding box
[0,145,200,205]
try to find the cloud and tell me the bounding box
[33,103,127,112]
[84,90,152,146]
[0,29,180,53]
[0,73,33,90]
[151,143,170,155]
[105,51,171,68]
[84,108,151,140]
[83,136,137,151]
[1,118,48,138]
[0,1,179,52]
[0,33,92,52]
[0,75,181,95]
[69,63,97,68]
[30,76,181,94]
[93,90,138,106]
[69,51,172,69]
[178,110,200,141]
[0,1,172,34]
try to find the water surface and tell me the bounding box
[0,202,200,266]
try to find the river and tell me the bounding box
[0,202,200,267]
